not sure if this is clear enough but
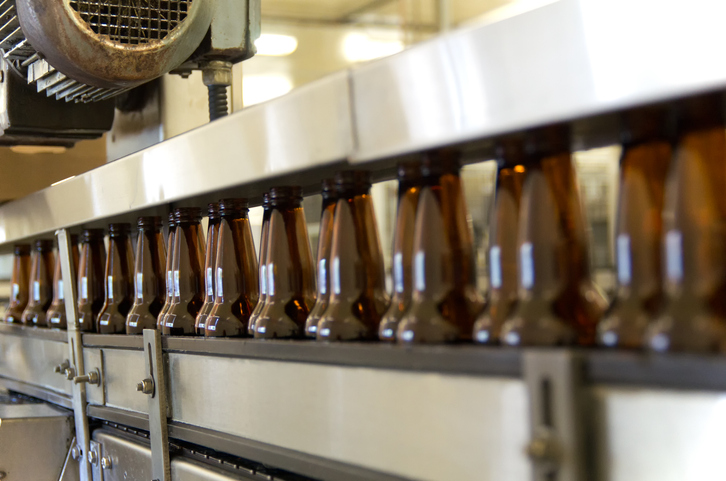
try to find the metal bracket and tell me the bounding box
[57,228,93,481]
[523,349,588,481]
[142,328,170,481]
[88,440,103,481]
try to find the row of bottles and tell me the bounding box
[3,94,724,352]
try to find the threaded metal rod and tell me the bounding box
[208,84,229,121]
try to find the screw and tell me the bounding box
[88,450,98,465]
[54,360,70,374]
[136,378,154,395]
[64,367,76,380]
[73,369,100,385]
[70,445,81,460]
[101,456,112,469]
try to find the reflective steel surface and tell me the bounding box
[0,331,72,395]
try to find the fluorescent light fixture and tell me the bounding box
[343,32,403,62]
[243,75,293,106]
[10,145,67,155]
[255,34,298,56]
[51,175,75,187]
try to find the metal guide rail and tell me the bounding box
[0,0,725,246]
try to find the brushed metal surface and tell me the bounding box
[0,332,72,395]
[0,71,353,247]
[85,347,148,414]
[592,386,726,481]
[350,0,726,162]
[167,353,531,481]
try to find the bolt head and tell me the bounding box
[70,446,81,460]
[88,450,98,465]
[202,60,233,86]
[101,456,112,469]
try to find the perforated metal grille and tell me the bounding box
[68,0,191,45]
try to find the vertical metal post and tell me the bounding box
[142,328,171,481]
[523,350,587,481]
[57,228,93,481]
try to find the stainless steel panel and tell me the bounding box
[592,386,726,481]
[0,71,353,246]
[85,348,148,414]
[167,353,531,481]
[92,430,152,481]
[350,0,726,162]
[172,460,254,481]
[0,332,72,395]
[0,402,73,480]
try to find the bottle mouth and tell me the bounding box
[34,239,54,252]
[321,178,337,201]
[13,244,30,256]
[108,223,131,238]
[261,192,271,209]
[207,203,221,220]
[218,198,248,217]
[174,207,202,224]
[495,137,527,166]
[421,149,461,178]
[676,92,724,133]
[137,216,163,230]
[81,229,105,243]
[168,212,176,225]
[269,186,303,207]
[524,124,570,158]
[335,170,371,196]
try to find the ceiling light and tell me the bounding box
[255,34,298,56]
[243,75,293,106]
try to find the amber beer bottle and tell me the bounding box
[47,235,80,329]
[195,204,221,335]
[397,151,482,343]
[97,223,135,334]
[4,244,31,323]
[317,171,389,341]
[500,126,608,346]
[246,194,270,336]
[21,239,55,327]
[379,163,422,341]
[304,179,337,337]
[647,94,726,352]
[598,108,670,348]
[157,213,177,329]
[77,229,106,332]
[126,217,167,334]
[255,187,316,338]
[163,208,205,336]
[473,142,526,344]
[206,199,258,337]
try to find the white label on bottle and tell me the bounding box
[58,280,64,300]
[173,270,180,296]
[332,257,341,295]
[414,252,425,292]
[80,277,88,300]
[166,272,173,296]
[665,230,683,281]
[616,234,632,285]
[520,242,534,289]
[216,267,224,298]
[318,259,327,295]
[259,264,267,296]
[32,281,40,302]
[136,273,144,299]
[267,263,275,296]
[489,246,502,289]
[393,252,404,293]
[206,267,214,297]
[107,276,114,300]
[11,283,18,300]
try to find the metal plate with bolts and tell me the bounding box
[143,328,171,481]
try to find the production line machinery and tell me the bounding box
[1,0,726,480]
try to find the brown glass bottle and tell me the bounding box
[255,187,316,339]
[4,244,31,323]
[379,163,422,341]
[206,199,259,337]
[195,204,221,335]
[317,171,389,341]
[21,239,55,327]
[163,208,205,336]
[598,108,670,348]
[157,213,177,330]
[97,223,135,334]
[646,94,726,353]
[304,179,337,338]
[77,229,106,332]
[474,142,526,344]
[246,194,270,336]
[397,151,483,343]
[47,235,80,329]
[500,126,608,347]
[126,217,167,334]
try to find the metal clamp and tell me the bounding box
[73,368,101,386]
[143,329,170,481]
[523,349,588,481]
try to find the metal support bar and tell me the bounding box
[58,228,92,481]
[523,350,587,481]
[142,328,170,481]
